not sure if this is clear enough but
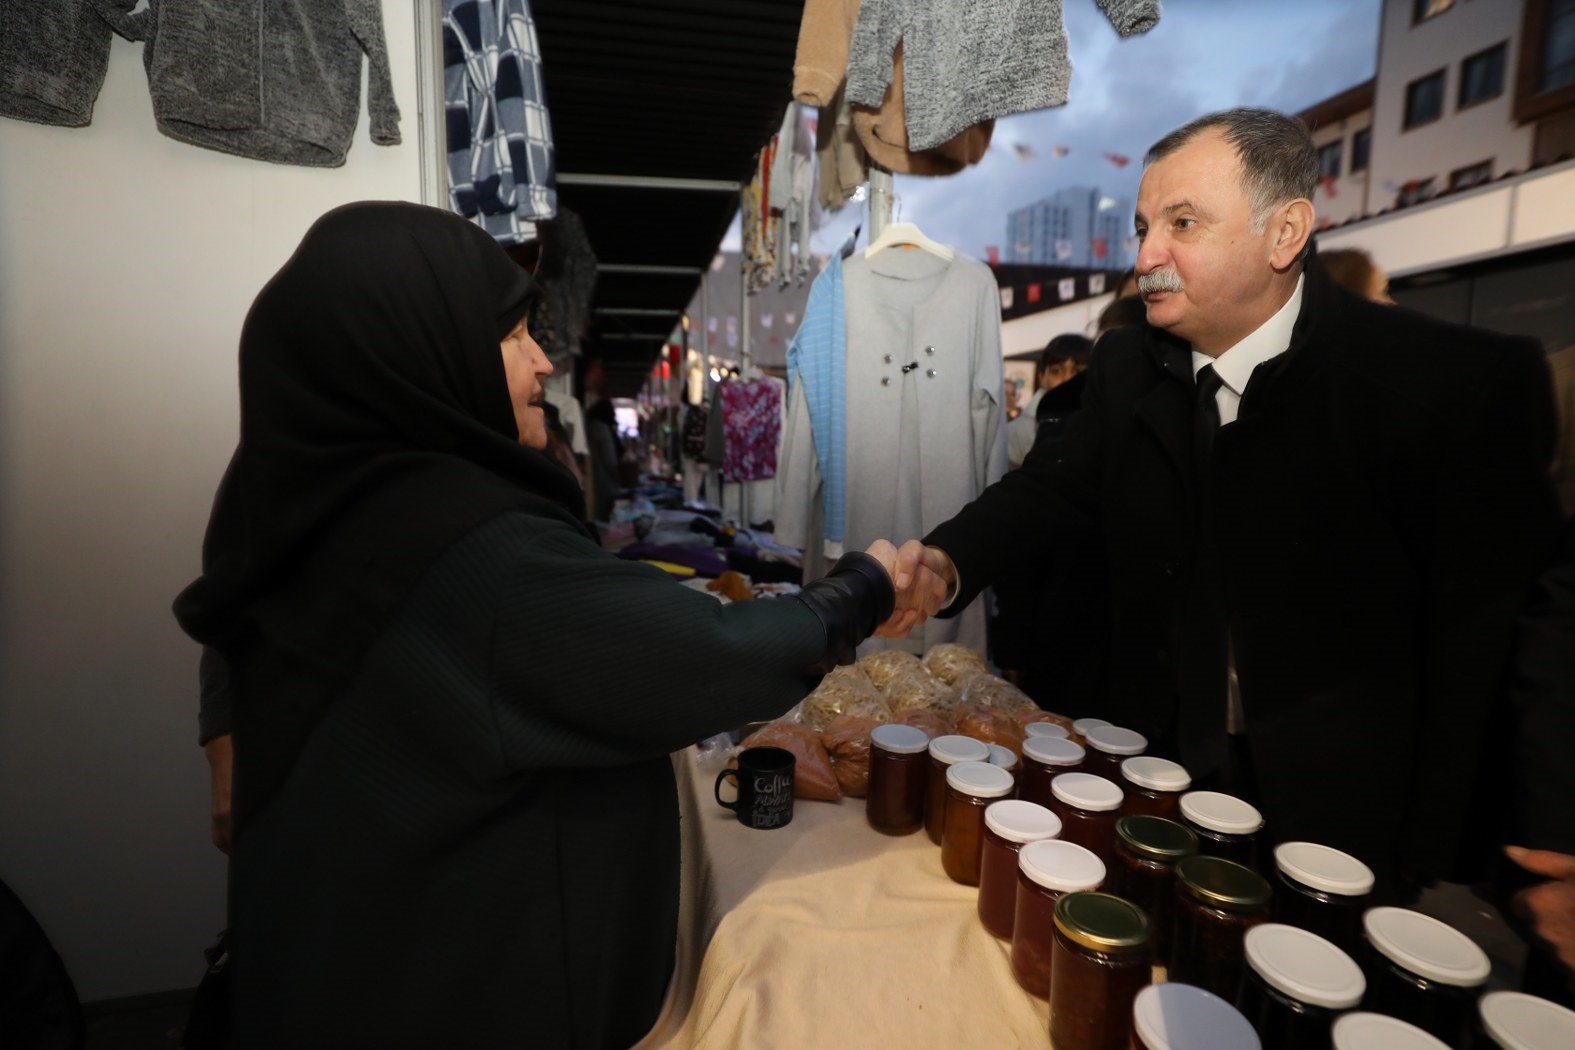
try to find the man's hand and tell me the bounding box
[205,734,234,855]
[1507,846,1575,981]
[874,539,957,637]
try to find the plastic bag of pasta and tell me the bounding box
[961,673,1038,716]
[923,643,988,686]
[858,649,925,691]
[799,672,881,732]
[884,667,958,717]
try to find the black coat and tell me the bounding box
[928,260,1564,895]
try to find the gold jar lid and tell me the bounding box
[1117,815,1198,860]
[1176,855,1272,910]
[1053,892,1151,953]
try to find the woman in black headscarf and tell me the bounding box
[174,202,894,1049]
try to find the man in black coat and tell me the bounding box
[882,107,1564,900]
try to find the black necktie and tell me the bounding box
[1194,364,1223,487]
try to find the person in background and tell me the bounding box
[1093,293,1147,343]
[880,108,1564,905]
[177,202,896,1050]
[1319,246,1394,304]
[1007,334,1093,467]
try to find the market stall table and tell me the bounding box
[638,744,1057,1047]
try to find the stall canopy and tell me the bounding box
[533,0,803,397]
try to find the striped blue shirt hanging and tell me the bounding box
[444,0,557,243]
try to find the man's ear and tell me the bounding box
[1269,198,1315,271]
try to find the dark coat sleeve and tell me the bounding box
[1503,518,1575,854]
[488,518,829,771]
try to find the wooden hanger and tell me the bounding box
[864,221,954,261]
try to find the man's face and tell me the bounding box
[1133,129,1283,356]
[500,317,553,449]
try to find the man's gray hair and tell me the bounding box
[1145,108,1317,234]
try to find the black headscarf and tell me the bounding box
[174,202,591,826]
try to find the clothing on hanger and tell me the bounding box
[846,0,1160,154]
[719,378,784,483]
[444,0,557,244]
[0,0,113,127]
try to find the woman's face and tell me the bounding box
[500,317,553,449]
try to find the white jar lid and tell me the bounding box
[1132,983,1260,1050]
[1018,838,1105,892]
[985,799,1063,844]
[1362,907,1491,988]
[1073,717,1112,736]
[1274,841,1375,896]
[946,760,1015,798]
[1478,990,1575,1049]
[1022,736,1085,767]
[1085,724,1148,756]
[986,743,1019,770]
[1121,755,1191,792]
[1179,790,1264,834]
[928,734,990,764]
[1050,772,1123,812]
[1024,721,1071,739]
[1244,923,1365,1009]
[1331,1012,1451,1050]
[870,723,930,754]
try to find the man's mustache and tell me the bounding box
[1137,270,1184,294]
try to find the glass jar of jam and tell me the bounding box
[940,761,1016,886]
[1110,815,1197,962]
[1010,839,1106,998]
[986,742,1020,794]
[1271,841,1374,960]
[1130,982,1261,1050]
[1083,725,1149,785]
[1474,990,1575,1050]
[1168,854,1272,1001]
[866,723,932,835]
[1238,923,1365,1050]
[1049,772,1125,866]
[978,799,1063,939]
[1020,736,1085,809]
[1360,907,1489,1049]
[1072,717,1112,746]
[1049,891,1152,1050]
[1120,756,1192,820]
[923,735,990,845]
[1179,791,1264,871]
[1025,720,1071,740]
[1333,1012,1452,1050]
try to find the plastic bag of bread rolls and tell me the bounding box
[896,708,955,739]
[1017,708,1076,734]
[962,673,1038,716]
[858,649,925,691]
[923,643,988,686]
[953,702,1027,756]
[740,721,841,801]
[821,714,880,798]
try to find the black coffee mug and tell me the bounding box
[714,746,795,829]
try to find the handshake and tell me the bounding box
[863,539,959,638]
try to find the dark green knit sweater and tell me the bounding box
[230,511,825,1048]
